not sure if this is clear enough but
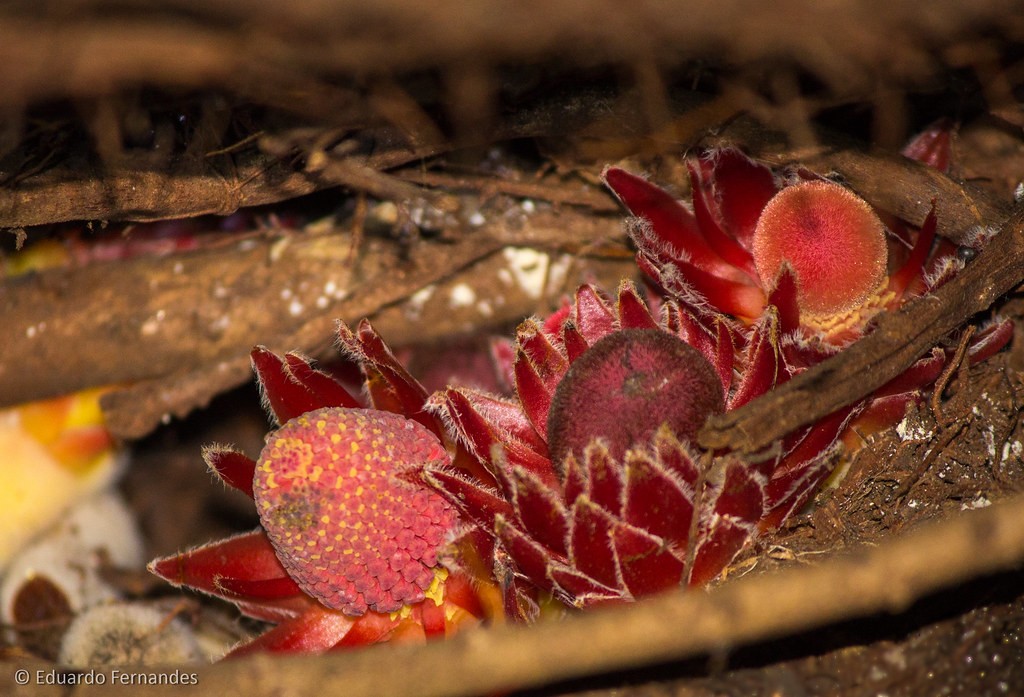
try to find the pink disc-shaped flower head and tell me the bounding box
[546,328,725,469]
[253,407,456,615]
[752,180,887,317]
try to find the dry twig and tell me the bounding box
[0,206,628,437]
[7,488,1024,697]
[0,1,1016,107]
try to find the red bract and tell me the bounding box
[603,138,1006,351]
[604,135,1011,431]
[426,281,842,608]
[149,330,495,656]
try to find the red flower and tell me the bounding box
[426,280,837,609]
[603,132,1011,431]
[603,133,1003,350]
[149,329,497,656]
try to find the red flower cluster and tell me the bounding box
[152,126,1011,653]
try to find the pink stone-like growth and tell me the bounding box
[253,407,456,615]
[752,180,888,317]
[546,329,725,466]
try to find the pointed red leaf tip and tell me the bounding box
[204,446,257,499]
[546,328,725,467]
[752,180,887,318]
[901,120,952,173]
[254,406,456,616]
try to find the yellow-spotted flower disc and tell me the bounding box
[254,407,455,615]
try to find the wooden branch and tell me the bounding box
[0,151,321,227]
[0,207,626,438]
[0,0,1016,229]
[0,1,1016,107]
[8,489,1019,697]
[0,85,628,228]
[391,169,622,212]
[698,201,1024,453]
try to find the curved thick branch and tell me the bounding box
[5,489,1021,697]
[0,207,628,438]
[0,152,322,228]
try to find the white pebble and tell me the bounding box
[59,603,202,667]
[449,283,476,308]
[501,247,550,299]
